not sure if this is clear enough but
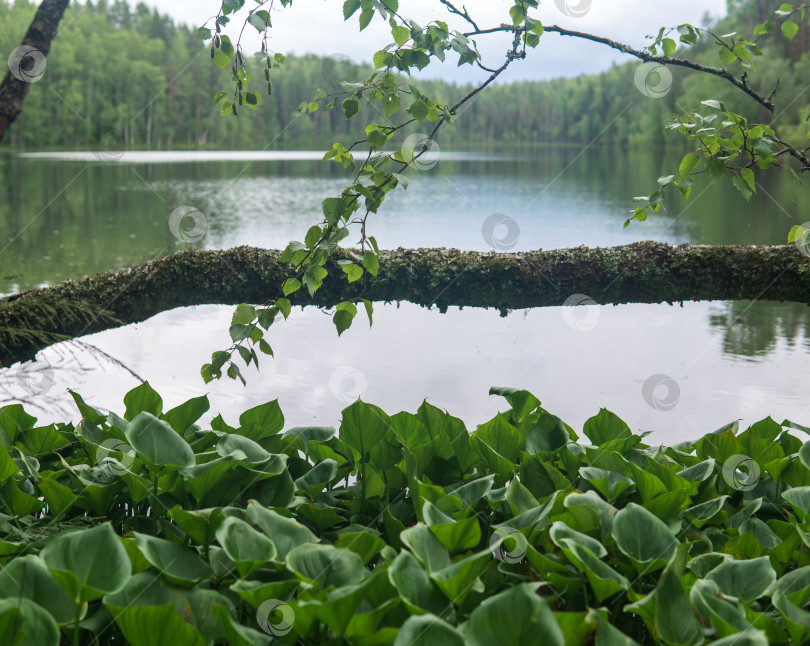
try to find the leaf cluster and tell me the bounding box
[2,384,810,643]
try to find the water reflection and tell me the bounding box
[8,300,810,446]
[709,301,810,359]
[2,147,806,293]
[1,148,808,440]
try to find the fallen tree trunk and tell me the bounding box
[1,241,809,365]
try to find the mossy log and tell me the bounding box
[1,241,809,365]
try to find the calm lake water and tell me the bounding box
[1,148,809,444]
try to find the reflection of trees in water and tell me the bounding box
[0,340,143,418]
[709,301,810,358]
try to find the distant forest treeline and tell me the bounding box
[1,0,808,151]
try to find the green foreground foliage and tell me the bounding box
[1,383,810,644]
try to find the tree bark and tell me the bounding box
[1,242,809,366]
[0,0,71,143]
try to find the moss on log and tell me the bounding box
[1,241,809,365]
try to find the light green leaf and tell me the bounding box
[215,517,276,577]
[782,20,799,39]
[125,413,195,468]
[124,381,163,419]
[706,556,776,601]
[0,598,60,646]
[133,533,213,587]
[395,614,464,646]
[41,523,131,603]
[282,277,301,296]
[286,543,367,589]
[612,503,678,572]
[465,584,563,646]
[679,153,700,179]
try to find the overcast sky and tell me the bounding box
[136,0,727,83]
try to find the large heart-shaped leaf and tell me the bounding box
[168,506,225,547]
[782,487,810,521]
[104,571,231,642]
[124,382,163,419]
[706,556,776,602]
[246,502,317,560]
[0,598,60,646]
[217,434,273,464]
[388,550,446,614]
[400,523,452,572]
[41,523,131,603]
[689,578,751,637]
[624,544,701,644]
[579,466,635,502]
[133,533,213,586]
[395,614,465,646]
[464,584,564,646]
[612,503,678,572]
[423,501,481,554]
[0,555,76,623]
[238,399,285,441]
[339,400,391,458]
[473,414,525,464]
[286,543,367,589]
[163,394,210,434]
[430,549,490,605]
[215,517,276,576]
[125,413,194,469]
[110,604,207,646]
[583,409,632,446]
